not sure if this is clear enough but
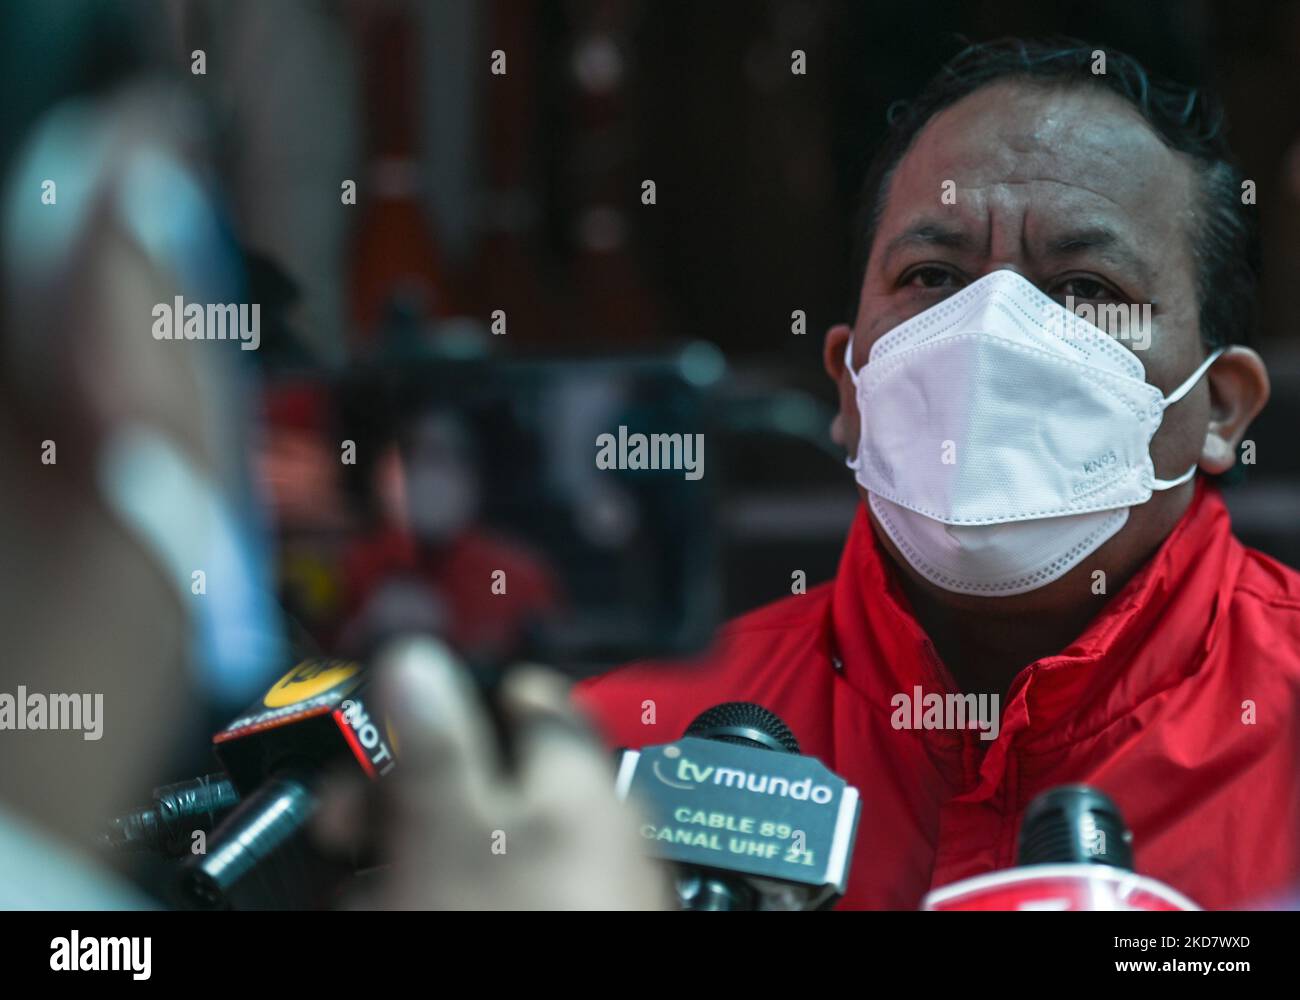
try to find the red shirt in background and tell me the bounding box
[343,526,560,659]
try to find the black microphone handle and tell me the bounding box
[178,771,327,910]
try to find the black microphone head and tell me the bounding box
[1017,784,1134,870]
[685,702,800,754]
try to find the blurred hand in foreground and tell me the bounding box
[316,636,672,910]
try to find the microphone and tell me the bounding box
[1017,783,1134,868]
[677,703,799,911]
[99,774,240,855]
[177,656,399,909]
[687,702,800,754]
[616,701,861,911]
[922,784,1200,911]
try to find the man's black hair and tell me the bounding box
[851,37,1259,350]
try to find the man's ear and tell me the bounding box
[1200,346,1270,474]
[823,324,853,448]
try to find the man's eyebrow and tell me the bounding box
[880,221,975,267]
[1042,227,1154,283]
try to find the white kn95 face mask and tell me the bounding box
[845,269,1222,597]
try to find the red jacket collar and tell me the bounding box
[830,481,1243,764]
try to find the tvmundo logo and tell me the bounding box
[654,752,834,804]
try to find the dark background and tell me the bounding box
[54,0,1299,625]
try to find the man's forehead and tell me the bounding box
[879,81,1194,244]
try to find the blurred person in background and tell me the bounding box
[340,404,562,663]
[0,0,664,911]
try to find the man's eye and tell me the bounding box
[903,266,961,290]
[1054,276,1116,301]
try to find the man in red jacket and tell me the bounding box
[575,39,1299,909]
